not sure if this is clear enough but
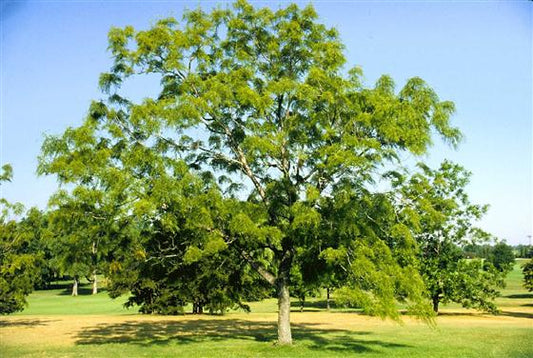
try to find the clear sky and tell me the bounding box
[1,1,531,245]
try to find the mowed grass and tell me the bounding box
[1,261,532,357]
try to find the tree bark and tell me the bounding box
[72,276,78,296]
[91,241,98,295]
[432,295,440,313]
[92,270,98,295]
[326,287,331,311]
[277,279,292,345]
[240,249,293,344]
[192,302,204,314]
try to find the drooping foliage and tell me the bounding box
[39,1,463,343]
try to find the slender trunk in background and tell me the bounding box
[92,270,98,295]
[91,241,98,295]
[326,287,331,311]
[432,295,440,313]
[72,276,78,296]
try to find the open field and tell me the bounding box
[1,260,532,357]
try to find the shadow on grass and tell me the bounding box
[57,287,108,296]
[499,311,533,319]
[290,299,332,310]
[437,310,533,319]
[435,312,485,317]
[74,318,409,354]
[290,300,365,314]
[0,319,58,328]
[506,293,533,299]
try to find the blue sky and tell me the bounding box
[1,1,531,245]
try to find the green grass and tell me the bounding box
[14,280,138,316]
[2,317,531,358]
[2,262,532,357]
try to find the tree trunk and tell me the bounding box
[72,277,78,296]
[92,270,98,295]
[326,287,331,311]
[432,295,440,314]
[91,241,98,295]
[192,302,204,314]
[277,279,292,345]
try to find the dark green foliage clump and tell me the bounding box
[0,165,41,314]
[485,242,515,273]
[522,259,533,292]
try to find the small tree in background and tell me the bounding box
[486,242,515,273]
[395,161,503,313]
[522,259,533,292]
[47,187,126,296]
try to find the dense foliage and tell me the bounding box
[522,259,533,292]
[393,161,504,313]
[485,242,515,273]
[0,165,42,314]
[36,0,492,344]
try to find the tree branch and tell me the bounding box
[240,250,276,286]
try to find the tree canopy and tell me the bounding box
[0,165,42,314]
[39,0,464,344]
[394,161,503,313]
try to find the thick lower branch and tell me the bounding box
[240,250,276,286]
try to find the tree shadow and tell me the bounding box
[506,293,533,299]
[499,311,533,319]
[74,318,410,354]
[435,312,485,317]
[0,319,58,328]
[57,287,108,296]
[290,299,335,312]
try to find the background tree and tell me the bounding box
[513,245,533,259]
[46,186,126,296]
[107,165,271,314]
[16,208,59,289]
[395,161,504,313]
[0,165,41,314]
[39,1,462,344]
[522,259,533,292]
[485,242,515,273]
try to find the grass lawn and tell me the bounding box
[1,261,532,357]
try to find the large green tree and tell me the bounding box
[39,1,462,343]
